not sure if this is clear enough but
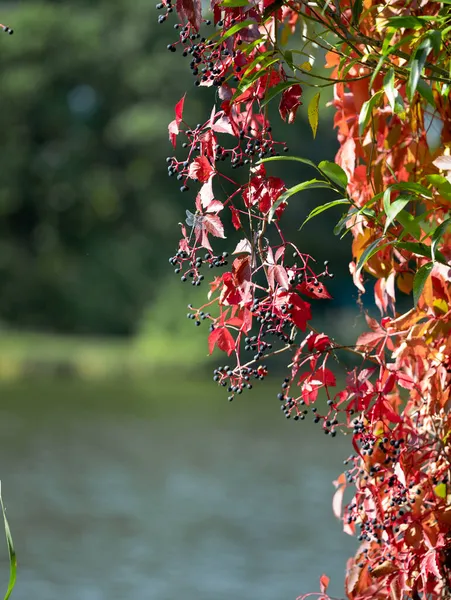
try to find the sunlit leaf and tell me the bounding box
[383,194,411,233]
[387,15,424,29]
[413,262,433,306]
[434,483,447,499]
[308,92,320,138]
[318,161,348,189]
[383,68,396,111]
[214,19,256,44]
[407,37,432,102]
[260,155,319,171]
[431,217,451,262]
[356,238,392,274]
[268,179,333,222]
[220,0,250,6]
[299,199,350,231]
[358,90,384,136]
[260,80,299,108]
[396,210,422,241]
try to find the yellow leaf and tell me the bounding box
[397,272,413,295]
[308,92,320,138]
[433,298,448,314]
[434,482,447,499]
[299,61,312,72]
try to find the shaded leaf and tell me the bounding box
[351,0,363,26]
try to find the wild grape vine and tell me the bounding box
[163,1,451,598]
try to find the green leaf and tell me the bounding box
[299,199,350,230]
[308,92,320,139]
[318,161,348,189]
[395,241,447,265]
[260,155,319,171]
[383,194,411,232]
[428,29,442,55]
[407,37,432,102]
[214,19,256,44]
[393,181,433,198]
[413,262,433,306]
[387,16,425,29]
[358,90,384,136]
[233,57,280,98]
[383,68,396,111]
[417,79,435,106]
[260,80,299,109]
[220,0,250,6]
[0,483,16,600]
[431,217,451,262]
[268,179,333,223]
[396,209,422,240]
[426,174,451,200]
[434,482,447,499]
[351,0,363,26]
[395,241,432,259]
[356,238,392,274]
[284,49,293,69]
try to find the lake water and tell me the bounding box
[0,377,356,600]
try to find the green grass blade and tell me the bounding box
[0,483,16,600]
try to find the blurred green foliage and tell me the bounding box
[0,0,350,337]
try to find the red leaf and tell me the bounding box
[288,293,312,331]
[307,333,331,353]
[319,574,330,595]
[297,280,332,300]
[168,119,179,148]
[176,0,202,31]
[202,214,226,238]
[230,206,242,230]
[205,199,223,214]
[199,178,214,208]
[274,265,290,290]
[208,326,235,356]
[315,367,336,387]
[175,94,185,124]
[421,548,442,593]
[168,95,186,148]
[188,156,214,183]
[332,473,346,519]
[279,84,303,124]
[232,238,252,255]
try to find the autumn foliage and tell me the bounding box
[164,0,451,597]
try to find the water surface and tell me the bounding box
[0,378,356,600]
